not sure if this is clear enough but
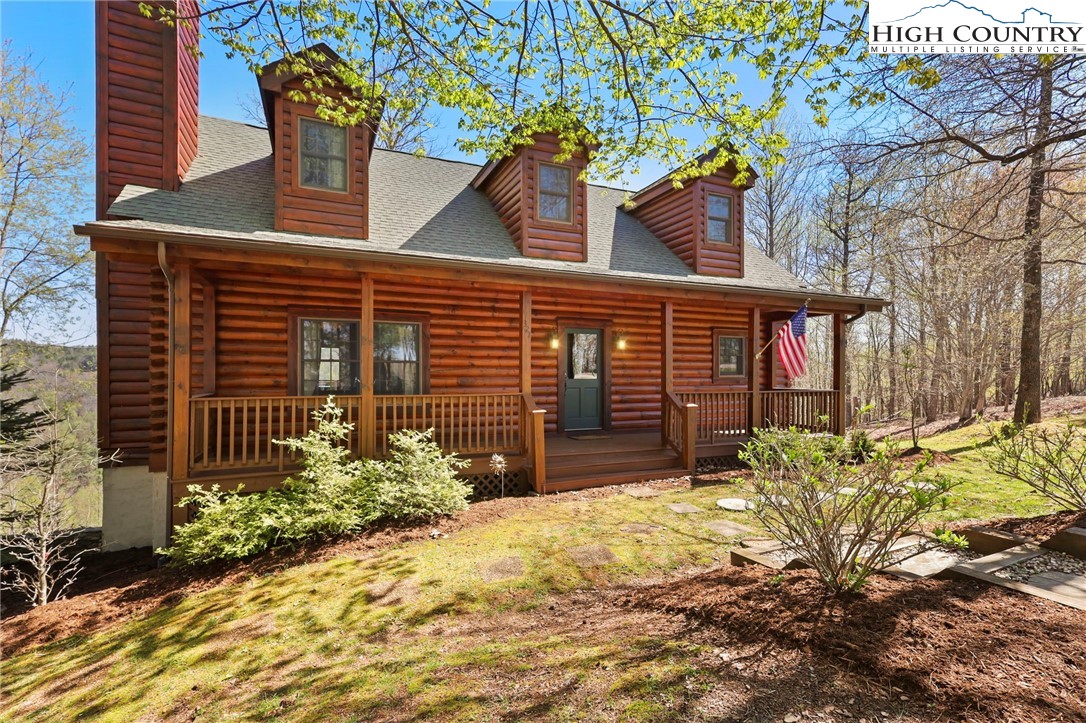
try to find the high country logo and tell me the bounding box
[867,0,1086,54]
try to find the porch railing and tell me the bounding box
[189,392,525,475]
[760,390,837,433]
[679,390,751,444]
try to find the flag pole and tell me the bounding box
[754,298,810,359]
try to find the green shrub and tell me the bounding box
[741,427,958,593]
[847,429,876,463]
[984,419,1086,511]
[371,428,471,519]
[162,398,471,566]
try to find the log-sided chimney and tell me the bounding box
[95,0,200,218]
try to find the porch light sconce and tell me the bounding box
[615,332,628,351]
[548,329,560,350]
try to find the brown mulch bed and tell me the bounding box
[984,509,1086,543]
[1,474,728,657]
[625,565,1086,722]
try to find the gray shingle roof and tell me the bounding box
[99,116,869,303]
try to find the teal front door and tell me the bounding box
[564,328,602,430]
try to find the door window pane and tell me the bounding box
[374,321,421,394]
[716,335,746,377]
[299,319,361,394]
[299,117,348,191]
[567,332,599,379]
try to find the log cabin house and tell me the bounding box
[80,1,886,550]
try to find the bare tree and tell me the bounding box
[0,44,93,340]
[1,375,116,607]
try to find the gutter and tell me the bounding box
[76,222,889,312]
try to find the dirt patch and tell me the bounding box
[982,509,1086,543]
[620,523,663,535]
[567,544,619,568]
[894,447,955,465]
[479,556,525,583]
[625,565,1086,722]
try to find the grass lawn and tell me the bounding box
[2,417,1082,722]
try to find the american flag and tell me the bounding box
[776,304,808,382]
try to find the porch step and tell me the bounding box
[544,467,690,493]
[546,446,681,476]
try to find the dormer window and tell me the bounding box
[299,117,348,192]
[538,163,573,223]
[706,193,733,245]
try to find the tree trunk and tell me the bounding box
[1013,60,1051,426]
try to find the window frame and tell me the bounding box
[536,161,574,225]
[295,114,351,195]
[290,311,364,396]
[705,191,736,247]
[372,312,431,396]
[712,329,749,383]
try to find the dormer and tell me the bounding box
[628,153,756,278]
[472,132,592,262]
[258,45,380,239]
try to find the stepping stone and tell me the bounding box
[567,544,619,567]
[704,519,753,537]
[717,498,753,512]
[480,556,525,583]
[667,502,704,514]
[624,485,663,498]
[837,487,858,496]
[1028,571,1086,598]
[885,548,961,579]
[620,522,662,535]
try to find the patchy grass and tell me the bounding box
[922,413,1086,524]
[1,481,750,722]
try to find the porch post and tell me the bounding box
[361,274,376,457]
[749,306,761,435]
[833,312,847,435]
[169,263,192,531]
[661,301,674,446]
[521,290,532,394]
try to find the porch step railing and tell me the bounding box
[662,391,697,471]
[679,391,751,444]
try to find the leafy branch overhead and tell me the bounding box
[147,0,872,182]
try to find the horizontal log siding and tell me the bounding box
[628,184,697,268]
[174,1,200,178]
[98,3,167,211]
[481,155,525,250]
[274,80,371,239]
[672,302,765,391]
[100,256,168,467]
[530,289,662,433]
[373,279,522,394]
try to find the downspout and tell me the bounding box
[157,242,174,547]
[845,304,868,325]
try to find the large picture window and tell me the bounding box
[299,117,348,192]
[538,163,573,223]
[299,318,361,395]
[714,332,747,380]
[706,193,733,245]
[374,320,424,395]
